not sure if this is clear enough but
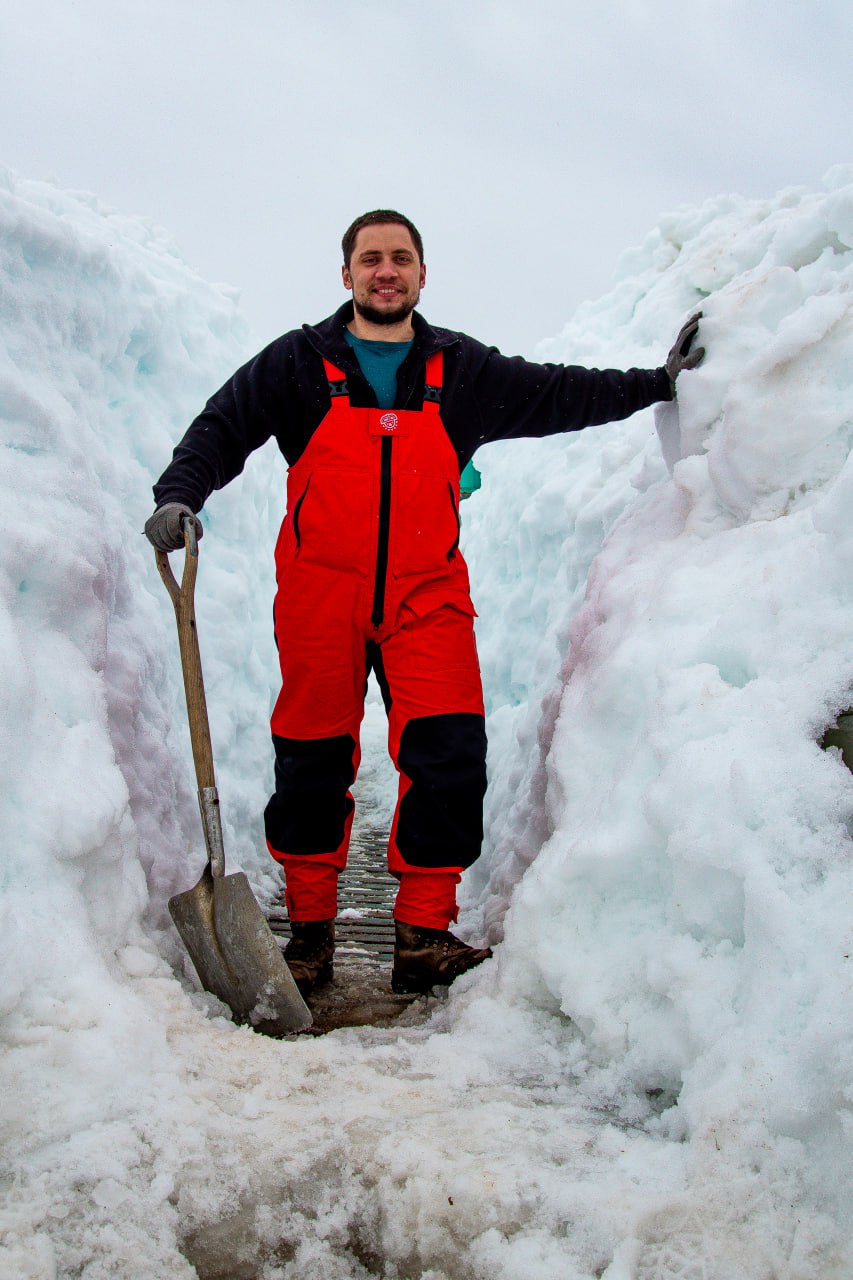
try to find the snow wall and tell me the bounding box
[1,165,852,1278]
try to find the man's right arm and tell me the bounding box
[151,336,297,515]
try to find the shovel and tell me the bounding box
[156,523,311,1035]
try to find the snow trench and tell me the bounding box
[1,164,853,1278]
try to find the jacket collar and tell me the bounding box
[303,302,458,367]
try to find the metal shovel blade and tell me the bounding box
[169,865,312,1035]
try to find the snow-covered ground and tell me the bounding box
[1,164,852,1279]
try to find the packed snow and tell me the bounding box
[1,163,852,1279]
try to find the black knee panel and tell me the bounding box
[264,733,356,855]
[396,713,487,868]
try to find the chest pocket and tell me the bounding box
[286,460,374,578]
[392,473,460,580]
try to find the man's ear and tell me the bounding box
[342,264,352,291]
[420,263,426,288]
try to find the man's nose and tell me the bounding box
[375,258,398,277]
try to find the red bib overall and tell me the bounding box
[264,351,487,929]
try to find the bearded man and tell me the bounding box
[146,209,704,996]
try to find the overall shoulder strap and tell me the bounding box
[323,358,350,402]
[423,351,443,413]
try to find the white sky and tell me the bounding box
[2,0,851,357]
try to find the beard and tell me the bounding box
[353,289,420,327]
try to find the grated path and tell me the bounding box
[264,823,444,1032]
[267,823,396,961]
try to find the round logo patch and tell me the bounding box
[379,412,399,433]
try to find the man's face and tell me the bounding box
[342,224,426,327]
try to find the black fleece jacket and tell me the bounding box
[153,302,673,512]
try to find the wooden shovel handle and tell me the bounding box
[155,523,216,794]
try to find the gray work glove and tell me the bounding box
[665,312,705,393]
[144,503,202,552]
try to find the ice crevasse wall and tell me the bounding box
[466,163,853,1238]
[1,163,853,1273]
[0,168,285,1163]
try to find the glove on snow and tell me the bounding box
[144,503,203,552]
[665,312,705,393]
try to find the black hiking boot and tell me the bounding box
[283,920,335,996]
[391,920,492,995]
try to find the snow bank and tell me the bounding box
[0,168,286,1276]
[464,166,853,1271]
[1,165,852,1278]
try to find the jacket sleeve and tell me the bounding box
[152,336,296,512]
[457,338,673,453]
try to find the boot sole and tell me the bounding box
[391,968,454,996]
[391,974,438,995]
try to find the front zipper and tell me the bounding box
[371,436,393,628]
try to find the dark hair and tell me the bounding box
[342,210,424,268]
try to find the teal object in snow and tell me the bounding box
[460,459,481,499]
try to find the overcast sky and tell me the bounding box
[2,0,851,357]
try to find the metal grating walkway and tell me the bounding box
[267,824,396,961]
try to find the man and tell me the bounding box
[146,209,703,997]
